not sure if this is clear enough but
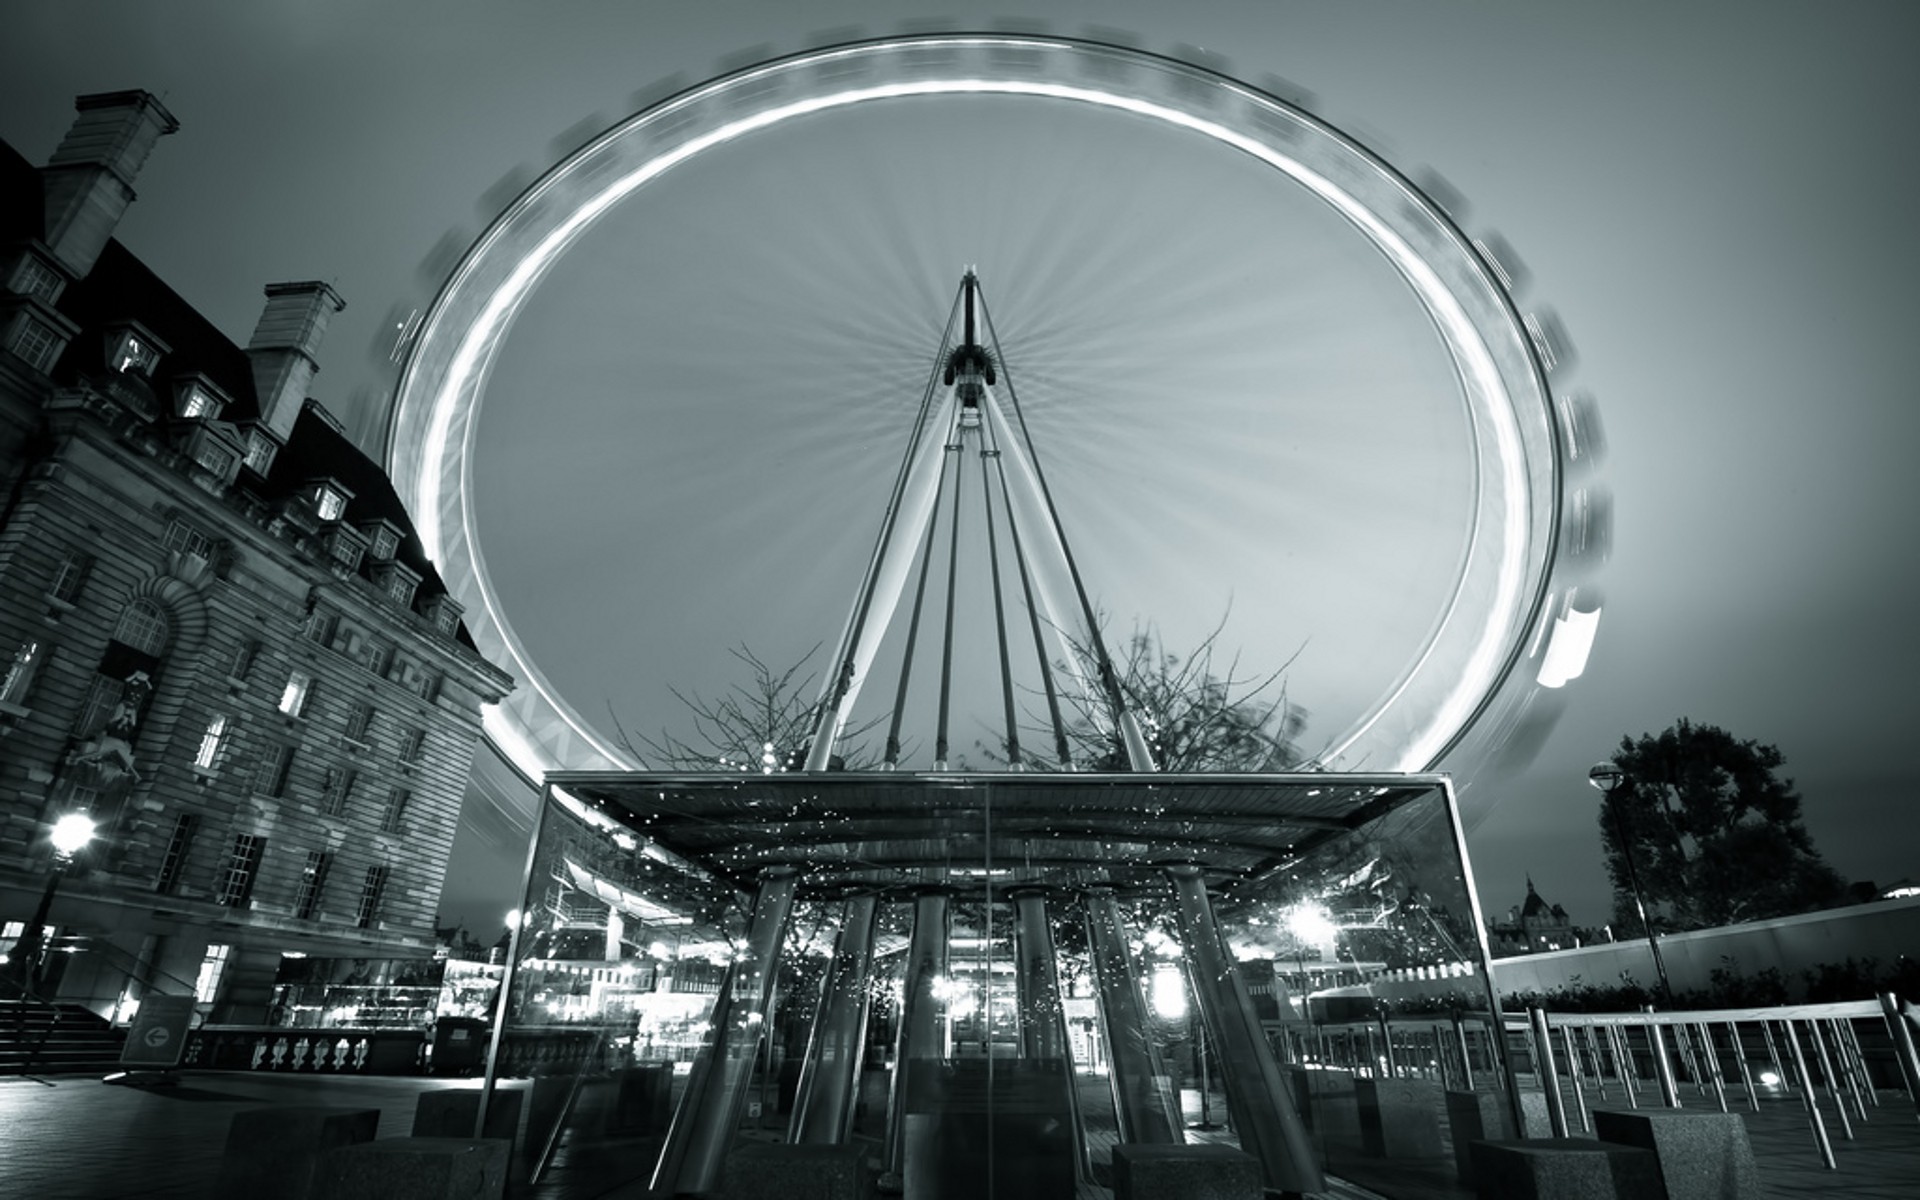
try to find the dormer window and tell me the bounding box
[304,479,354,523]
[359,520,404,563]
[192,438,236,478]
[370,561,420,611]
[111,329,160,376]
[422,594,463,636]
[322,523,368,573]
[5,312,62,373]
[242,428,279,476]
[8,253,64,305]
[176,376,229,421]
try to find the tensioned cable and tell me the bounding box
[977,284,1151,769]
[977,425,1021,768]
[986,407,1074,768]
[933,437,967,768]
[806,286,966,767]
[883,405,960,768]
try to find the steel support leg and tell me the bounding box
[1084,886,1182,1144]
[883,891,951,1181]
[790,894,880,1144]
[1169,868,1323,1195]
[651,869,797,1195]
[1012,888,1091,1179]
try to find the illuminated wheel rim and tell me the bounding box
[388,35,1573,782]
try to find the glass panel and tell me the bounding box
[482,774,1495,1199]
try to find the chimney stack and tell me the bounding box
[41,90,180,277]
[248,281,346,439]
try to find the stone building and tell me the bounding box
[0,91,512,1021]
[1489,877,1576,957]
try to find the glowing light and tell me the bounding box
[1537,604,1601,688]
[1759,1070,1782,1087]
[1288,903,1337,946]
[49,813,96,856]
[1151,967,1187,1019]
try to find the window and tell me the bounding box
[344,702,374,742]
[191,440,236,477]
[295,852,331,920]
[242,430,277,475]
[355,866,389,928]
[367,526,400,561]
[368,642,395,679]
[6,314,61,372]
[74,673,122,737]
[48,553,90,604]
[384,572,416,607]
[253,743,294,798]
[319,765,355,816]
[114,601,170,656]
[226,639,259,681]
[163,519,215,564]
[397,728,425,764]
[380,788,410,834]
[303,611,336,645]
[313,485,348,522]
[111,330,159,375]
[215,835,265,907]
[326,534,362,572]
[194,943,230,1003]
[192,713,230,770]
[0,639,47,707]
[179,383,224,420]
[277,670,312,717]
[10,254,63,303]
[155,813,198,893]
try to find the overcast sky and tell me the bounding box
[6,0,1917,934]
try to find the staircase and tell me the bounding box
[0,999,128,1075]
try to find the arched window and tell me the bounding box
[113,600,170,656]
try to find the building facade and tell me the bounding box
[0,91,512,1022]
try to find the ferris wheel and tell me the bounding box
[386,34,1606,786]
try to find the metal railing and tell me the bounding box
[1268,993,1920,1170]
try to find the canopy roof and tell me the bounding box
[546,771,1451,907]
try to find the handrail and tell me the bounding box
[64,935,203,1001]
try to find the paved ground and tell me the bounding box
[0,1068,1914,1199]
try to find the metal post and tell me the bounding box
[1726,1020,1760,1111]
[477,782,553,1139]
[1646,1011,1681,1108]
[1609,1025,1639,1108]
[1451,1012,1476,1091]
[1878,993,1920,1117]
[1780,1020,1838,1169]
[1083,886,1182,1144]
[1690,1023,1728,1113]
[1581,1025,1608,1100]
[1828,1018,1871,1117]
[1528,1007,1570,1138]
[883,890,951,1182]
[1561,1024,1590,1131]
[790,894,879,1144]
[1762,1020,1790,1094]
[1010,888,1091,1179]
[652,869,797,1195]
[1169,868,1323,1195]
[1806,1020,1855,1140]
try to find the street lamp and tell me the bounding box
[1588,762,1675,1007]
[3,813,97,996]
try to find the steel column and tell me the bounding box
[883,890,951,1180]
[1169,868,1323,1195]
[1083,886,1182,1144]
[651,869,797,1195]
[1011,888,1091,1179]
[790,894,880,1144]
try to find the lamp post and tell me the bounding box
[1588,762,1675,1008]
[4,813,97,997]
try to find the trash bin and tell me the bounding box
[429,1017,489,1075]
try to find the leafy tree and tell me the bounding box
[1600,719,1846,931]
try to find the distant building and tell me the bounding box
[0,91,512,1022]
[1489,877,1576,957]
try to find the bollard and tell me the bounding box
[1528,1007,1570,1138]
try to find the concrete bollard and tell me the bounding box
[717,1141,875,1199]
[315,1137,509,1199]
[1356,1077,1444,1158]
[1469,1138,1664,1200]
[1111,1143,1263,1200]
[215,1106,379,1200]
[1592,1107,1759,1200]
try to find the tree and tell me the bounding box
[1044,618,1307,772]
[619,643,880,770]
[1600,719,1845,931]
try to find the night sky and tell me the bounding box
[5,1,1917,935]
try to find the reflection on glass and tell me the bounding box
[476,774,1507,1200]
